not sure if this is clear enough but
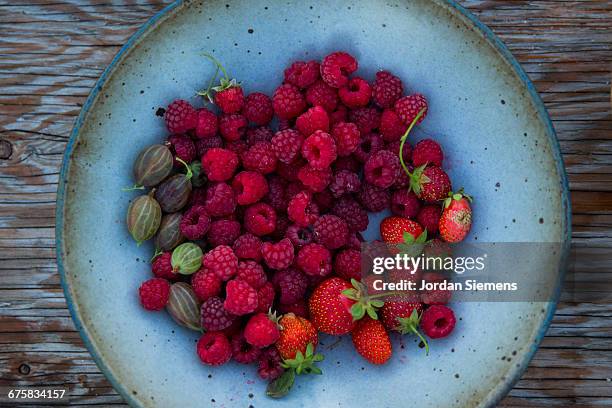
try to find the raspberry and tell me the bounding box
[241,141,277,174]
[354,132,384,163]
[329,170,361,197]
[224,278,258,316]
[191,268,222,301]
[195,108,218,138]
[232,171,269,205]
[420,272,452,305]
[286,224,314,247]
[417,204,441,235]
[313,189,334,212]
[358,182,391,212]
[278,118,292,131]
[247,126,274,145]
[204,182,236,217]
[271,129,304,164]
[333,155,360,173]
[284,60,320,89]
[236,260,267,289]
[219,114,247,141]
[195,135,223,157]
[242,92,274,125]
[256,282,276,313]
[222,318,243,338]
[331,121,360,157]
[334,249,361,281]
[380,109,406,142]
[349,107,381,134]
[202,148,239,182]
[273,267,308,305]
[278,299,309,319]
[179,205,211,240]
[244,312,280,348]
[151,252,177,280]
[329,104,348,125]
[231,332,262,364]
[202,245,238,281]
[313,214,349,249]
[261,177,285,213]
[225,139,248,156]
[296,243,332,276]
[372,71,403,108]
[420,304,456,339]
[346,231,364,250]
[197,332,232,366]
[201,296,236,331]
[276,158,303,182]
[391,190,421,219]
[297,165,332,192]
[380,296,423,332]
[257,347,285,380]
[164,99,197,134]
[301,130,337,170]
[331,196,369,232]
[338,77,372,108]
[364,150,401,189]
[395,93,428,125]
[320,51,358,88]
[207,219,241,247]
[167,134,196,166]
[273,83,307,119]
[285,182,305,201]
[215,86,245,114]
[244,202,277,236]
[412,138,444,167]
[386,139,412,164]
[296,105,330,136]
[233,233,263,262]
[261,238,294,270]
[306,80,339,112]
[287,190,319,226]
[138,278,170,311]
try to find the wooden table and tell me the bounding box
[1,1,611,407]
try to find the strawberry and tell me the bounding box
[380,295,423,332]
[408,165,451,202]
[308,277,355,335]
[276,313,318,360]
[198,53,244,114]
[351,317,392,365]
[439,190,472,243]
[244,311,281,348]
[380,216,425,244]
[267,343,324,398]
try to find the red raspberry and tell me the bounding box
[241,141,277,174]
[202,148,239,182]
[231,332,262,364]
[164,99,197,134]
[412,139,444,167]
[215,86,244,114]
[263,176,288,212]
[284,60,320,89]
[333,155,360,173]
[225,140,248,156]
[271,129,304,164]
[273,267,308,305]
[272,83,307,119]
[297,243,332,276]
[285,181,305,201]
[233,233,263,262]
[204,182,236,217]
[219,114,247,141]
[167,134,196,166]
[191,268,222,301]
[358,182,391,212]
[151,252,177,280]
[298,165,332,192]
[334,249,361,281]
[329,170,361,197]
[207,219,241,247]
[380,109,406,142]
[278,299,309,319]
[391,190,421,219]
[380,296,423,332]
[331,196,369,232]
[285,224,313,248]
[301,130,337,170]
[222,319,243,339]
[417,204,441,235]
[232,171,269,205]
[224,278,258,316]
[386,139,412,164]
[138,278,170,311]
[272,214,290,241]
[180,205,211,240]
[296,105,330,136]
[236,260,267,289]
[420,272,452,305]
[421,304,456,339]
[201,296,236,331]
[354,132,384,163]
[257,347,284,380]
[195,135,223,157]
[244,312,280,348]
[305,80,338,112]
[331,122,360,157]
[346,231,364,250]
[244,202,277,236]
[287,190,319,226]
[349,107,381,134]
[197,332,232,366]
[372,71,403,108]
[364,150,401,189]
[261,238,294,270]
[329,104,348,125]
[202,245,238,281]
[313,189,334,212]
[247,126,274,145]
[256,282,276,313]
[195,108,218,138]
[242,92,273,125]
[339,77,372,108]
[395,93,428,125]
[276,158,303,182]
[313,214,349,249]
[320,51,358,88]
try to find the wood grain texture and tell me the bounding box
[0,1,611,407]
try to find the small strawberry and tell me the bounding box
[439,190,472,243]
[266,343,324,398]
[244,311,281,348]
[198,53,244,114]
[395,308,431,354]
[380,216,425,244]
[276,313,318,360]
[351,317,392,365]
[380,295,423,332]
[408,165,452,203]
[308,277,355,335]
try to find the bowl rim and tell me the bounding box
[55,1,572,407]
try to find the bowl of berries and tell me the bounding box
[57,1,570,407]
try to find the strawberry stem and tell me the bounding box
[202,52,230,81]
[398,108,427,177]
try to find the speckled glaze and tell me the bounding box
[56,1,570,407]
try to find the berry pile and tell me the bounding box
[126,51,472,397]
